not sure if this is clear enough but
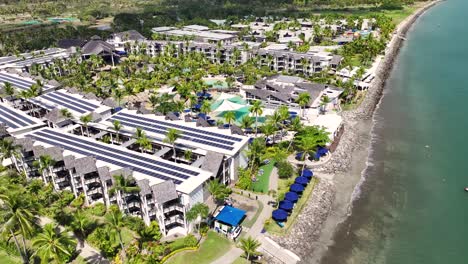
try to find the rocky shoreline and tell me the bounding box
[267,0,441,261]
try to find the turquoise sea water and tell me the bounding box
[319,1,468,263]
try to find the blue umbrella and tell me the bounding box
[272,209,288,221]
[285,192,299,203]
[279,200,294,212]
[194,104,201,109]
[301,169,313,178]
[295,152,304,160]
[295,176,309,186]
[290,183,304,193]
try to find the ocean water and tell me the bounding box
[318,1,468,263]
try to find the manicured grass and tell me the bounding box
[0,250,21,264]
[251,161,275,193]
[233,257,250,264]
[166,231,232,264]
[265,177,319,236]
[242,200,264,228]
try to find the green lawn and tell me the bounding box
[265,177,319,236]
[251,161,275,193]
[166,231,233,264]
[233,257,250,264]
[0,250,21,264]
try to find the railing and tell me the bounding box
[163,204,184,214]
[84,177,100,185]
[86,188,102,195]
[164,216,185,226]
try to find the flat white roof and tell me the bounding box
[313,113,342,140]
[183,25,210,31]
[21,127,212,194]
[30,89,111,117]
[0,102,45,134]
[165,29,236,41]
[99,109,249,156]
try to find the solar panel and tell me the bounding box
[111,114,237,146]
[109,117,235,151]
[55,91,99,108]
[0,106,30,127]
[36,129,199,177]
[0,73,36,86]
[0,115,19,129]
[28,99,54,110]
[119,112,243,142]
[28,134,183,185]
[46,92,96,112]
[39,94,88,114]
[0,104,35,125]
[0,76,30,90]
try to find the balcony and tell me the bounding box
[163,204,185,214]
[84,177,101,185]
[126,201,141,209]
[87,187,102,195]
[164,216,185,226]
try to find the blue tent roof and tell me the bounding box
[290,183,305,193]
[301,169,313,178]
[279,200,294,211]
[295,176,309,186]
[272,209,288,221]
[215,206,246,227]
[285,192,299,203]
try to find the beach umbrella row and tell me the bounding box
[295,176,309,186]
[272,209,288,222]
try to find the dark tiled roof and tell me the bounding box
[63,155,75,170]
[42,146,64,161]
[74,156,97,175]
[200,151,224,174]
[112,30,147,41]
[196,118,210,127]
[230,125,244,136]
[97,166,111,181]
[102,98,117,108]
[14,137,33,151]
[165,112,180,121]
[152,181,178,204]
[57,39,86,49]
[81,40,115,55]
[137,179,151,196]
[331,55,343,65]
[44,108,66,124]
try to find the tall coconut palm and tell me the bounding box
[0,192,38,263]
[111,120,123,144]
[69,210,91,247]
[186,203,209,236]
[249,100,263,136]
[261,123,277,144]
[108,174,140,214]
[163,128,181,161]
[239,236,261,261]
[296,92,311,117]
[320,95,331,114]
[2,82,15,97]
[239,115,254,131]
[223,111,236,126]
[294,126,330,171]
[105,206,126,257]
[200,101,211,115]
[32,223,76,264]
[0,138,22,172]
[33,155,57,190]
[137,136,152,153]
[79,114,92,137]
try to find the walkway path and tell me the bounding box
[211,190,300,264]
[39,217,109,264]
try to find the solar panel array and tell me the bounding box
[108,112,243,151]
[0,72,54,91]
[0,103,40,129]
[36,91,100,114]
[27,129,201,185]
[14,53,71,67]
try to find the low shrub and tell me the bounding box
[70,194,85,208]
[87,203,106,216]
[277,161,294,179]
[183,234,198,247]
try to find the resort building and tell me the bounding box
[0,70,59,94]
[0,102,45,136]
[107,30,147,52]
[243,75,341,109]
[0,48,75,73]
[151,26,238,44]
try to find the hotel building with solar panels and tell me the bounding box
[1,89,249,236]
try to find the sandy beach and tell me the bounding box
[267,1,443,262]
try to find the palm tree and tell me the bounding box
[239,236,261,261]
[137,136,153,153]
[207,180,230,204]
[2,82,15,97]
[223,111,236,126]
[200,101,211,115]
[113,89,124,107]
[79,114,92,137]
[186,203,209,236]
[261,123,277,144]
[163,128,181,161]
[108,174,140,214]
[0,192,38,264]
[249,100,263,136]
[32,223,76,263]
[59,108,73,120]
[184,149,192,162]
[0,138,22,172]
[240,115,254,131]
[296,92,311,117]
[110,120,123,144]
[69,210,91,246]
[105,206,126,257]
[294,126,330,172]
[320,95,331,114]
[33,155,57,190]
